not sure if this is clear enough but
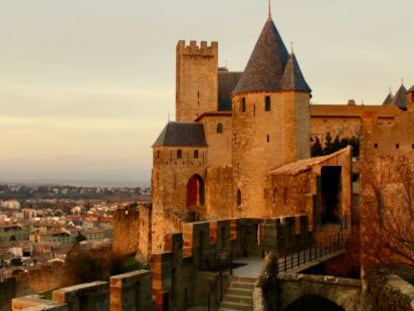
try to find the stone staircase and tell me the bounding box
[218,276,256,311]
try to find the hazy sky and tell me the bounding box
[1,0,414,186]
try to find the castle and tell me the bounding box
[11,6,414,311]
[149,7,414,256]
[150,11,351,255]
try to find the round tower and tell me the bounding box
[231,15,311,217]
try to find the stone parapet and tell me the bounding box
[52,281,109,311]
[12,295,68,311]
[110,270,153,311]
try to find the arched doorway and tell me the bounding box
[285,295,344,311]
[186,174,205,207]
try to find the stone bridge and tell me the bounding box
[276,273,362,311]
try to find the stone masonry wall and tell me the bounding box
[310,104,399,145]
[281,92,311,163]
[205,166,233,218]
[151,146,207,253]
[360,110,414,269]
[110,270,153,311]
[112,206,140,257]
[198,114,232,167]
[52,282,109,311]
[152,217,313,310]
[12,270,153,311]
[232,92,285,218]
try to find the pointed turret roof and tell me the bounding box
[390,84,407,110]
[382,91,393,105]
[280,52,311,93]
[233,17,289,95]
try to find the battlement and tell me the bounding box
[177,40,218,57]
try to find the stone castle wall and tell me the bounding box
[281,92,311,163]
[112,206,140,257]
[231,93,284,217]
[151,146,208,253]
[13,270,153,311]
[359,110,414,268]
[198,113,232,167]
[231,92,310,218]
[153,216,312,311]
[205,166,233,218]
[176,40,218,121]
[310,104,399,144]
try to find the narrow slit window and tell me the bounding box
[177,149,182,159]
[241,98,246,112]
[216,123,223,134]
[265,96,271,111]
[194,150,199,159]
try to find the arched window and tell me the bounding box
[216,123,223,134]
[237,189,242,206]
[265,96,271,111]
[194,150,199,159]
[177,149,182,159]
[241,98,246,112]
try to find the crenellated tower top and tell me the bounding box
[177,40,218,58]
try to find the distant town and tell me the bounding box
[0,183,150,280]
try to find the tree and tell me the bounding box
[361,154,414,268]
[311,133,359,157]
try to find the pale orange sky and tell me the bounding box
[0,0,413,186]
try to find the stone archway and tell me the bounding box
[186,174,205,208]
[285,295,344,311]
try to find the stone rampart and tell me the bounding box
[52,281,109,311]
[12,270,153,311]
[110,270,153,311]
[152,216,312,310]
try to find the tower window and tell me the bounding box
[241,98,246,112]
[267,135,270,143]
[265,96,271,111]
[194,150,199,159]
[396,143,400,149]
[374,143,378,149]
[237,189,242,206]
[217,123,223,134]
[177,149,182,159]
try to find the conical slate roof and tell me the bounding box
[280,53,311,92]
[153,122,207,147]
[390,84,407,109]
[233,17,289,94]
[382,92,393,105]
